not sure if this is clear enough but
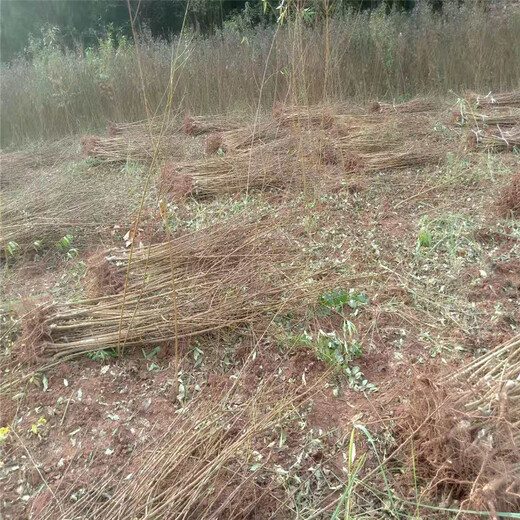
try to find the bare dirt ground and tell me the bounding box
[1,97,519,519]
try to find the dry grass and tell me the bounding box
[3,4,520,146]
[17,216,326,361]
[369,98,438,114]
[466,90,520,108]
[38,372,317,520]
[0,138,79,189]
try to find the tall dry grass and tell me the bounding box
[1,2,520,148]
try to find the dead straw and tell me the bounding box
[369,98,438,114]
[20,218,325,361]
[466,91,520,108]
[182,114,246,136]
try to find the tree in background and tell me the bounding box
[0,0,461,63]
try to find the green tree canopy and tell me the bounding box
[1,0,429,62]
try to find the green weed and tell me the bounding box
[87,348,118,362]
[56,234,78,259]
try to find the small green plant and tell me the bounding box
[142,346,162,371]
[345,365,378,393]
[417,227,432,248]
[417,215,432,249]
[303,322,362,370]
[56,234,78,258]
[85,157,102,167]
[121,160,143,176]
[191,346,204,368]
[87,348,118,362]
[6,241,19,257]
[415,213,480,264]
[302,320,377,393]
[142,346,161,360]
[318,288,368,315]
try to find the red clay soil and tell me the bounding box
[0,331,399,520]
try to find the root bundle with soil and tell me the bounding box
[497,172,520,216]
[400,334,520,516]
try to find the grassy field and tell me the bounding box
[1,3,520,520]
[1,2,520,147]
